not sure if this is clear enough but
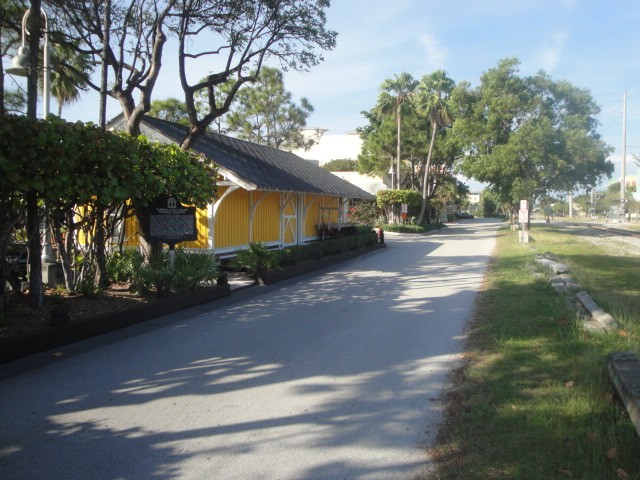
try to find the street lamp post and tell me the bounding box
[6,8,50,117]
[7,7,56,265]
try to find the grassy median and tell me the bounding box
[431,225,640,480]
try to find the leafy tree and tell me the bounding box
[358,85,427,185]
[322,158,358,171]
[0,0,23,116]
[359,72,462,223]
[224,66,314,149]
[411,70,455,224]
[47,0,175,136]
[481,189,499,217]
[357,108,398,177]
[52,0,343,256]
[172,0,336,149]
[2,89,25,113]
[149,97,189,125]
[47,0,336,151]
[0,115,217,304]
[453,58,613,213]
[2,2,93,117]
[376,189,422,223]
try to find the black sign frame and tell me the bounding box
[144,197,198,247]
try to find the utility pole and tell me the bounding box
[396,95,402,190]
[621,90,627,221]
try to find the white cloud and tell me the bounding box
[418,33,448,69]
[536,30,569,72]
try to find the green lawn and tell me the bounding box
[431,225,640,480]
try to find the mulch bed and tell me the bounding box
[1,283,232,364]
[1,284,160,341]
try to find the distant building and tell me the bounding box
[467,192,482,205]
[290,128,363,165]
[331,171,391,196]
[611,174,638,190]
[289,128,388,196]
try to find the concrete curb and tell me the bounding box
[607,352,640,437]
[537,256,619,333]
[536,255,639,438]
[535,257,568,274]
[576,291,620,331]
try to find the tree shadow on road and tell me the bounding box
[0,227,497,479]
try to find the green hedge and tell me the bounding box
[233,231,379,278]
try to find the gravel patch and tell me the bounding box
[564,226,640,256]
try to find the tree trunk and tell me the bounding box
[26,0,44,307]
[26,189,43,307]
[134,206,162,259]
[0,237,7,313]
[94,204,109,289]
[396,105,401,190]
[51,210,75,291]
[0,22,4,117]
[416,122,438,225]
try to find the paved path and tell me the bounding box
[0,219,500,480]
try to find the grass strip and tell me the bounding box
[431,225,640,479]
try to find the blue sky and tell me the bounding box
[6,0,640,187]
[280,0,640,186]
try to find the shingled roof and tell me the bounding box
[130,115,374,200]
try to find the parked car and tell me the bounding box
[455,212,475,220]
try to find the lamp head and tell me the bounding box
[5,46,30,77]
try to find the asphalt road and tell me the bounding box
[0,219,500,480]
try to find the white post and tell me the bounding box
[39,8,56,264]
[568,191,573,219]
[621,91,627,222]
[42,9,49,119]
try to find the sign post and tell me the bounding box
[401,203,408,223]
[518,199,529,243]
[144,197,198,268]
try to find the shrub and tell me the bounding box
[132,253,173,295]
[232,242,280,280]
[106,248,145,283]
[282,231,377,265]
[170,250,219,293]
[120,249,219,295]
[349,200,380,225]
[382,223,444,233]
[76,269,102,298]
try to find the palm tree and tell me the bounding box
[41,41,93,117]
[376,72,417,189]
[412,70,454,224]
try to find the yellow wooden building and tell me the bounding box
[110,115,374,256]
